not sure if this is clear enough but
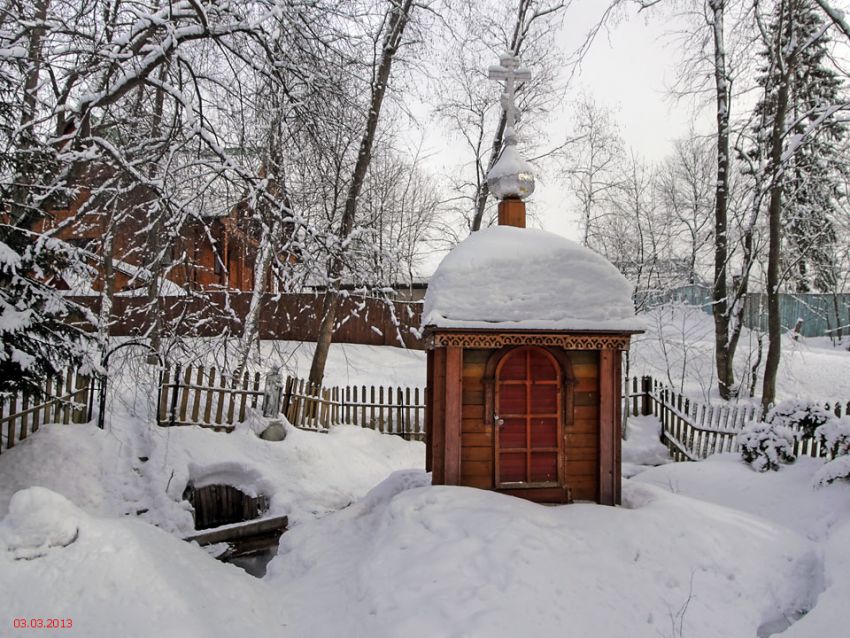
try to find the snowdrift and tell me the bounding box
[0,488,284,638]
[266,470,821,638]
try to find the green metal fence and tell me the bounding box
[641,285,850,338]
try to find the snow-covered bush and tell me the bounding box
[814,417,850,458]
[737,421,797,472]
[764,400,833,440]
[812,456,850,487]
[811,417,850,487]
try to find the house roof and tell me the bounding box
[422,226,644,332]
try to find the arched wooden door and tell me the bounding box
[495,347,563,487]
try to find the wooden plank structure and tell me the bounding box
[623,375,850,462]
[156,364,425,440]
[423,55,644,505]
[157,365,263,432]
[183,483,270,530]
[183,515,289,560]
[0,368,93,453]
[426,332,636,505]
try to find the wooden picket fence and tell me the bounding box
[157,364,425,441]
[281,377,425,440]
[625,376,850,461]
[0,368,93,454]
[158,365,264,431]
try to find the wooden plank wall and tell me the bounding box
[460,349,492,489]
[68,293,425,349]
[566,351,600,501]
[457,349,602,500]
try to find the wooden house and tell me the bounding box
[26,164,283,295]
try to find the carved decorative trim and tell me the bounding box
[426,332,631,351]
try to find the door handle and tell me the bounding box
[494,414,505,427]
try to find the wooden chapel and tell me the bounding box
[421,53,643,505]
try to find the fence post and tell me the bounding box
[72,372,89,423]
[641,376,652,415]
[169,364,181,427]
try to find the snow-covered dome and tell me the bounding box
[422,226,643,332]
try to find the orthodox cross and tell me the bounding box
[488,52,531,140]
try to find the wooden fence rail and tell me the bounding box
[157,364,426,441]
[623,376,850,461]
[0,368,93,454]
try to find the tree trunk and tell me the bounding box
[10,0,50,226]
[762,1,794,414]
[235,219,280,377]
[708,0,736,400]
[144,63,169,362]
[308,0,414,385]
[97,216,117,350]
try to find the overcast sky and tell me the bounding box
[418,0,850,275]
[539,2,706,241]
[417,2,702,273]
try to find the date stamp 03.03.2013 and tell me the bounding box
[12,618,73,630]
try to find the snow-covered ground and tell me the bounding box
[1,327,849,637]
[0,418,424,533]
[3,421,848,637]
[167,339,426,388]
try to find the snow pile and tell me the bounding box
[144,422,424,533]
[422,226,643,331]
[635,455,850,636]
[0,421,135,518]
[622,415,671,477]
[266,470,820,638]
[0,488,82,559]
[813,455,850,487]
[782,516,850,637]
[0,487,284,637]
[0,417,424,535]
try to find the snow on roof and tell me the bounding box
[422,226,643,332]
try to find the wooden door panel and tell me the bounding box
[500,356,526,380]
[530,417,558,448]
[530,452,558,483]
[495,347,563,488]
[500,452,527,483]
[530,357,558,380]
[499,418,526,448]
[530,384,558,412]
[498,384,526,414]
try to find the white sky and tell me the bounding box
[538,2,703,241]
